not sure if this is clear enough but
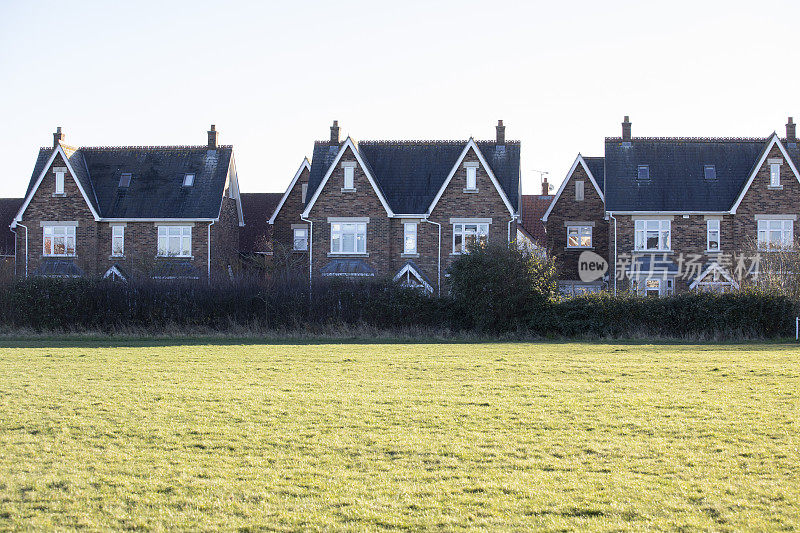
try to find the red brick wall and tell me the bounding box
[272,166,310,253]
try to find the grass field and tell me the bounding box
[0,340,798,531]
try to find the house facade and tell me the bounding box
[543,116,800,295]
[11,126,244,281]
[269,121,521,292]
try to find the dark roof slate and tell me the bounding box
[306,139,520,214]
[0,198,23,255]
[583,156,605,193]
[32,259,84,277]
[239,192,282,253]
[320,258,376,276]
[604,137,770,211]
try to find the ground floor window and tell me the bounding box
[157,225,192,257]
[567,225,592,248]
[293,227,308,251]
[43,225,76,256]
[330,222,366,254]
[757,219,793,249]
[453,223,488,253]
[633,277,674,297]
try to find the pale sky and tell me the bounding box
[2,0,799,199]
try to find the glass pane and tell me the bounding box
[580,235,591,247]
[331,235,340,252]
[169,226,181,236]
[454,233,463,252]
[44,237,52,255]
[661,230,670,249]
[169,236,180,254]
[342,233,355,253]
[181,237,191,256]
[54,237,65,255]
[65,238,75,255]
[465,224,477,232]
[356,233,365,253]
[646,231,659,250]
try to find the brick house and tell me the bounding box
[516,176,552,253]
[269,121,521,293]
[544,116,800,295]
[0,198,23,280]
[11,126,244,281]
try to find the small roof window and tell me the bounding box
[183,173,195,187]
[118,173,132,188]
[704,165,717,181]
[637,165,650,181]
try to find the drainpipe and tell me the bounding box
[10,227,16,278]
[17,223,28,278]
[423,218,441,297]
[608,212,617,295]
[507,215,518,245]
[207,221,214,283]
[300,215,313,293]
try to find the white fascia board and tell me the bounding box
[541,154,604,223]
[301,137,393,218]
[426,139,516,217]
[102,218,216,222]
[613,211,728,216]
[730,134,800,214]
[268,157,311,225]
[13,145,101,227]
[688,263,740,290]
[226,151,246,227]
[393,262,433,293]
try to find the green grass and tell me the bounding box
[0,341,798,531]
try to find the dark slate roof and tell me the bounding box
[306,140,521,214]
[0,198,23,255]
[626,254,680,275]
[152,261,201,279]
[239,192,282,253]
[604,137,771,211]
[32,259,84,277]
[320,258,376,276]
[520,195,551,245]
[583,156,605,193]
[26,145,233,219]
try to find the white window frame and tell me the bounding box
[452,222,489,254]
[634,219,671,251]
[465,164,478,191]
[111,225,125,257]
[639,278,673,297]
[157,225,192,257]
[55,171,65,195]
[43,224,76,257]
[342,162,356,191]
[575,180,584,201]
[757,219,793,250]
[330,221,367,254]
[769,163,781,187]
[293,226,308,251]
[183,173,195,187]
[566,225,592,248]
[706,219,720,252]
[403,222,418,255]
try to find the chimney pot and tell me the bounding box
[787,117,796,143]
[622,116,632,142]
[496,119,506,145]
[330,120,340,144]
[53,126,65,148]
[207,124,218,149]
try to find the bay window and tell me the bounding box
[330,221,367,254]
[567,225,592,248]
[706,219,720,252]
[157,225,192,257]
[634,219,671,251]
[757,219,793,249]
[43,225,76,256]
[403,222,417,255]
[453,222,488,254]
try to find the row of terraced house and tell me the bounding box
[2,117,799,295]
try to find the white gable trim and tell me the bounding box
[103,264,128,282]
[13,145,101,227]
[541,155,604,223]
[225,152,246,227]
[426,139,515,217]
[268,158,310,224]
[301,137,393,218]
[393,262,433,293]
[688,263,739,290]
[730,134,800,214]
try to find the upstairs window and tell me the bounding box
[293,227,308,251]
[567,225,592,248]
[575,180,585,201]
[634,219,671,251]
[330,221,366,254]
[706,219,720,252]
[301,183,308,203]
[43,225,76,257]
[453,222,488,254]
[637,165,650,181]
[157,225,192,257]
[183,173,195,187]
[111,225,125,257]
[704,165,716,181]
[770,163,781,187]
[118,173,132,188]
[342,163,356,190]
[54,170,65,195]
[758,219,793,250]
[403,222,418,254]
[465,164,478,191]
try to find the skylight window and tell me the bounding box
[119,173,132,188]
[637,165,650,181]
[704,165,717,181]
[183,173,195,187]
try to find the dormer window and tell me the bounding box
[341,162,356,191]
[704,165,716,181]
[118,173,131,188]
[637,165,650,181]
[464,162,479,191]
[183,173,195,187]
[54,169,65,195]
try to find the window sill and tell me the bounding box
[632,250,673,254]
[767,185,784,190]
[292,249,309,253]
[401,253,419,258]
[156,255,194,260]
[328,252,368,257]
[565,246,594,251]
[109,255,125,260]
[705,249,722,254]
[42,255,76,258]
[340,188,357,193]
[462,188,479,193]
[51,193,66,197]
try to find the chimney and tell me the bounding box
[496,119,505,145]
[53,126,65,147]
[207,124,218,149]
[542,175,549,195]
[622,116,632,142]
[787,117,796,144]
[330,120,340,144]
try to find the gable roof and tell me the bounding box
[305,138,520,215]
[730,134,800,213]
[20,143,237,222]
[240,192,282,253]
[519,195,551,245]
[268,159,310,224]
[0,198,23,255]
[604,136,771,212]
[541,155,604,222]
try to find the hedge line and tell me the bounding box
[0,277,795,339]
